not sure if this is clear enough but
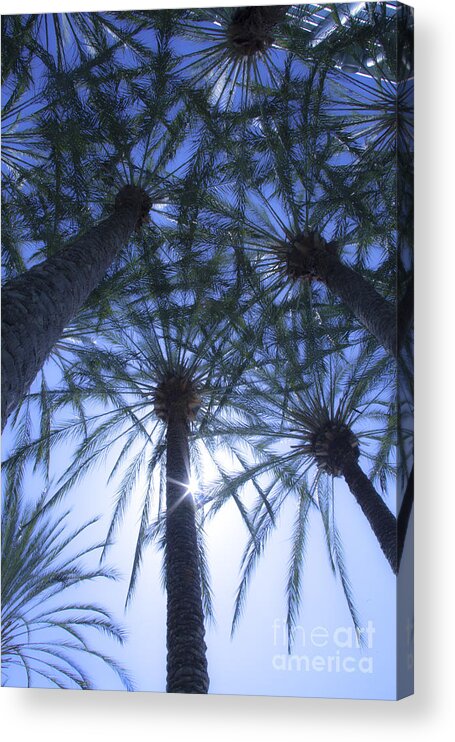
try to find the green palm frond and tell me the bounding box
[1,482,133,689]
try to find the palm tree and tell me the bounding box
[156,368,209,693]
[1,17,197,429]
[1,480,133,689]
[195,178,398,357]
[5,295,248,692]
[1,184,151,430]
[175,60,400,358]
[193,5,411,359]
[173,5,292,108]
[205,330,398,648]
[277,229,397,357]
[277,349,398,570]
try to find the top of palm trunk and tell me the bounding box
[280,230,339,282]
[310,422,360,477]
[114,184,152,232]
[227,5,287,57]
[153,373,201,423]
[291,400,361,478]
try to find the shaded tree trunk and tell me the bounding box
[305,248,397,358]
[341,453,398,573]
[1,185,148,430]
[165,413,209,694]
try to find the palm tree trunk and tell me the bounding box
[341,453,398,573]
[307,248,397,358]
[165,413,209,694]
[1,185,148,430]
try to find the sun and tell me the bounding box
[186,475,199,497]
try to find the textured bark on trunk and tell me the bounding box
[341,453,398,573]
[1,187,146,430]
[165,413,209,694]
[304,249,397,358]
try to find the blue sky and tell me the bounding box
[2,404,401,698]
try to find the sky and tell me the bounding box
[1,2,412,701]
[2,429,402,699]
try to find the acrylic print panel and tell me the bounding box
[1,2,414,700]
